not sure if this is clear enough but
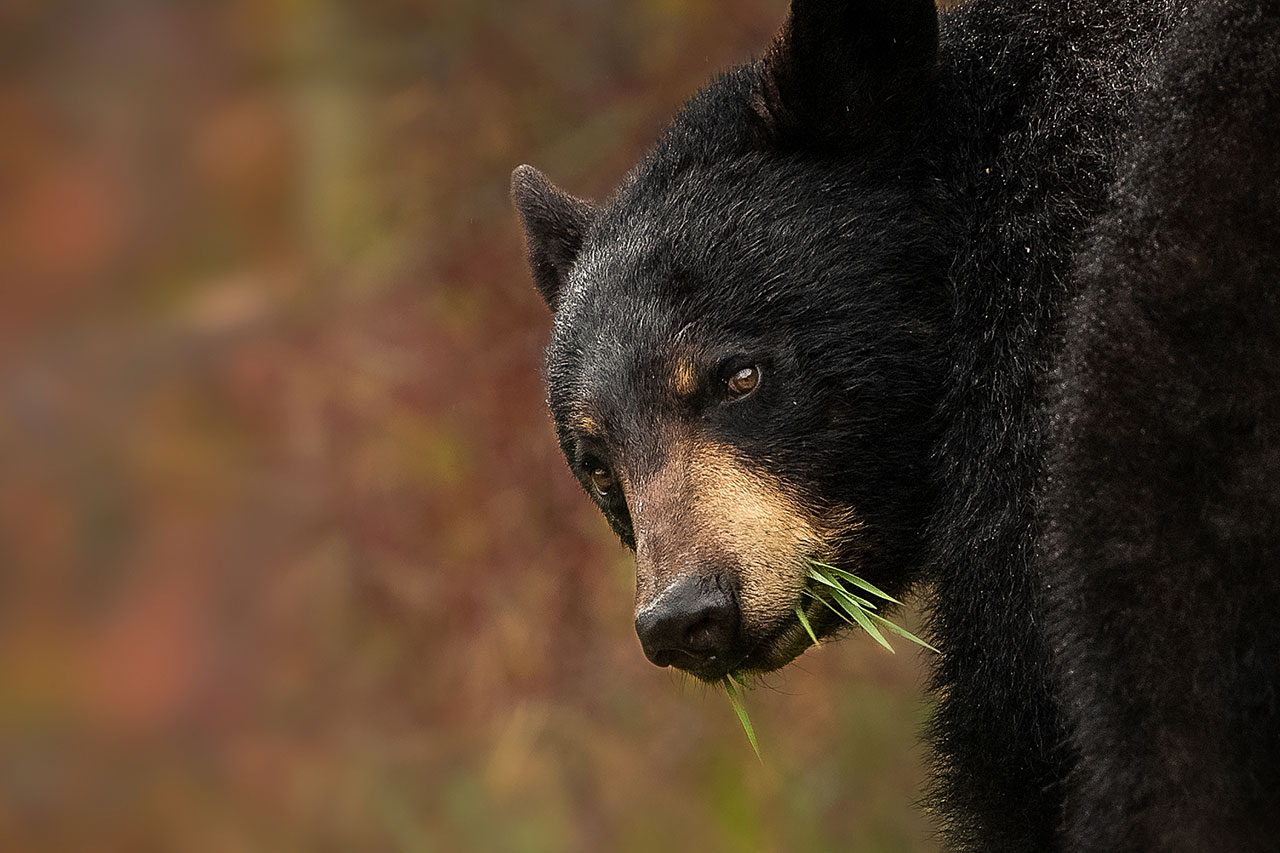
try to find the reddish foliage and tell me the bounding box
[0,2,933,850]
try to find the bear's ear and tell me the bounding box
[758,0,939,148]
[511,164,596,312]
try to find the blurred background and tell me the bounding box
[0,0,935,850]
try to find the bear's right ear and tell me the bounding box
[758,0,939,149]
[511,164,596,312]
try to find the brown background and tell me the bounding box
[0,1,935,850]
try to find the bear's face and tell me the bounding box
[514,0,947,681]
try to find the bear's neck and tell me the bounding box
[917,1,1175,849]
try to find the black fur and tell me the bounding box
[919,2,1174,847]
[1043,2,1280,850]
[512,0,1280,848]
[511,164,596,311]
[538,62,952,604]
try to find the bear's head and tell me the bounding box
[513,0,951,682]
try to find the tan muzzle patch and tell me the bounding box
[629,438,854,633]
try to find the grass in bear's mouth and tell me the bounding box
[801,560,937,655]
[722,672,761,761]
[723,560,937,759]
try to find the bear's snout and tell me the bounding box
[634,574,741,678]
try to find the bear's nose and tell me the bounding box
[634,575,740,672]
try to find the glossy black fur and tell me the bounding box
[514,16,958,610]
[918,1,1176,847]
[513,0,1280,848]
[1042,2,1280,850]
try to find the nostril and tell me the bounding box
[684,612,731,654]
[635,575,740,670]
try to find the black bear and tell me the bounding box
[511,0,1280,849]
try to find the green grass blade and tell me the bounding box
[868,611,939,653]
[807,568,878,609]
[806,568,844,591]
[807,560,935,655]
[723,677,762,761]
[804,590,850,623]
[808,564,886,608]
[845,592,879,611]
[810,561,902,605]
[807,587,894,653]
[828,588,895,653]
[840,574,901,605]
[794,603,820,647]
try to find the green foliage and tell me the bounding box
[723,672,762,762]
[725,561,937,759]
[805,561,938,655]
[794,602,820,647]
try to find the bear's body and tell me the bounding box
[512,0,1280,849]
[1043,2,1280,849]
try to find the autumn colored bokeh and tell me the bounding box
[0,1,935,850]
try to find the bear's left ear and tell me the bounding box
[758,0,939,149]
[511,164,596,312]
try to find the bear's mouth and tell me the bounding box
[649,556,901,684]
[712,560,920,682]
[736,596,829,675]
[679,590,827,684]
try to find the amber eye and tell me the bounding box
[588,466,615,495]
[726,365,761,398]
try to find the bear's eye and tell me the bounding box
[588,466,615,496]
[727,365,761,399]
